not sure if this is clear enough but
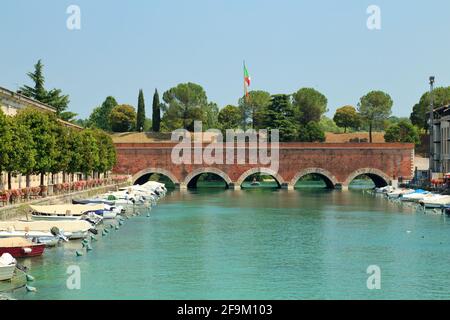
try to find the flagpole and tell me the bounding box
[243,60,247,103]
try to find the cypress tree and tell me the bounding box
[152,89,161,132]
[136,89,146,132]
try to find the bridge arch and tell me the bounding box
[290,168,338,189]
[344,168,390,188]
[132,168,180,186]
[183,167,232,189]
[236,167,286,188]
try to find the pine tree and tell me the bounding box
[20,59,47,101]
[136,89,146,132]
[152,89,161,132]
[20,60,70,115]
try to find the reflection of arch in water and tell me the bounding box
[290,168,338,189]
[132,168,179,187]
[236,167,285,188]
[344,168,390,188]
[183,168,232,189]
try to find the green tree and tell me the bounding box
[358,91,393,143]
[298,121,326,142]
[88,96,118,131]
[319,116,343,134]
[161,82,208,131]
[59,111,78,122]
[152,89,161,132]
[15,108,58,187]
[50,125,72,182]
[4,117,36,190]
[66,129,83,182]
[92,129,114,178]
[6,120,36,190]
[410,87,450,130]
[110,104,137,132]
[238,90,271,129]
[203,102,219,130]
[19,59,47,102]
[292,88,328,125]
[0,110,12,190]
[218,105,242,130]
[78,129,100,179]
[136,89,146,132]
[262,94,297,142]
[333,105,361,133]
[20,60,70,115]
[384,120,420,144]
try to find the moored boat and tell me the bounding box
[387,188,415,199]
[419,195,450,209]
[30,204,105,221]
[0,220,95,240]
[0,238,45,258]
[400,189,432,202]
[0,253,16,281]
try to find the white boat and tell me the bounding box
[0,253,16,281]
[419,195,450,209]
[0,230,70,240]
[400,190,432,202]
[375,186,395,194]
[0,220,94,240]
[30,204,105,221]
[387,189,415,199]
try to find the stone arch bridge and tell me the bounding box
[113,142,415,190]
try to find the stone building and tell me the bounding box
[0,86,82,189]
[431,105,450,174]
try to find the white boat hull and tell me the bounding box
[31,215,80,221]
[0,265,15,281]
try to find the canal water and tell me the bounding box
[7,185,450,300]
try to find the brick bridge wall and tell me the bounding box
[113,142,415,190]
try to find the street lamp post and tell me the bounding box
[429,76,435,180]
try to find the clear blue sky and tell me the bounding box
[1,0,449,119]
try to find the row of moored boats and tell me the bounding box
[0,181,166,282]
[375,186,450,213]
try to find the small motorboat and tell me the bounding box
[374,186,395,194]
[30,204,105,221]
[0,220,95,240]
[0,238,45,258]
[400,189,432,202]
[0,253,16,281]
[419,195,450,209]
[250,177,261,186]
[72,199,115,206]
[387,189,415,199]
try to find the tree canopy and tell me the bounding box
[410,86,450,130]
[292,88,328,125]
[238,90,271,129]
[333,105,361,133]
[161,82,210,131]
[19,59,71,116]
[88,96,118,131]
[358,90,393,143]
[384,119,420,144]
[152,89,161,132]
[110,105,137,132]
[218,105,242,131]
[136,89,146,132]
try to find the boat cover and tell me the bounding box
[30,204,105,216]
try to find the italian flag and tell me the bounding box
[244,63,251,97]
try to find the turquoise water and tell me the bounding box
[7,188,450,300]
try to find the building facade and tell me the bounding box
[0,86,83,190]
[431,105,450,174]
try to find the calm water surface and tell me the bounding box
[8,187,450,300]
